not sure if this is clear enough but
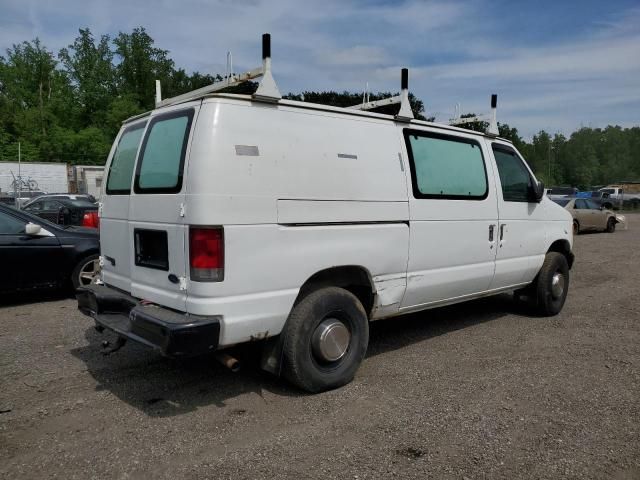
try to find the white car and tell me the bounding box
[77,36,574,392]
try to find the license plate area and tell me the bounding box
[134,229,169,271]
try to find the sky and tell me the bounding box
[0,0,639,139]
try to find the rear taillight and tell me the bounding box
[82,211,100,229]
[189,227,224,282]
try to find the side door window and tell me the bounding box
[404,130,488,199]
[24,201,43,212]
[491,146,533,202]
[0,211,26,234]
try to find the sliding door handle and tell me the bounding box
[489,224,495,242]
[500,224,506,240]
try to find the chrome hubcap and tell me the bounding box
[551,272,565,299]
[79,259,100,286]
[311,318,350,363]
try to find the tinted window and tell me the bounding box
[135,110,194,193]
[106,122,146,194]
[552,199,570,207]
[586,200,600,209]
[25,201,43,211]
[405,131,487,199]
[0,211,25,234]
[42,199,63,210]
[574,199,588,209]
[492,146,533,202]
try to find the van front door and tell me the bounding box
[128,104,199,311]
[489,143,547,289]
[400,129,499,309]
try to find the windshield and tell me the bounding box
[601,188,615,194]
[552,198,570,207]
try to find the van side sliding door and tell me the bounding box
[399,129,499,309]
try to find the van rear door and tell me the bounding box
[101,119,148,293]
[127,104,199,311]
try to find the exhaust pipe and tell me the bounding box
[215,352,241,373]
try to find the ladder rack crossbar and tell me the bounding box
[156,66,264,108]
[347,95,401,111]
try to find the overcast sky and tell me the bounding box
[1,0,639,138]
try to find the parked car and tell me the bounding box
[0,204,100,293]
[552,197,619,233]
[76,37,574,392]
[22,195,99,228]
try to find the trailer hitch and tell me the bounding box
[101,336,127,355]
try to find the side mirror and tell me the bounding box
[532,180,545,203]
[25,222,42,236]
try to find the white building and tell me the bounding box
[0,162,69,194]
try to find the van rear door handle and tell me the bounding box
[499,224,505,240]
[489,224,495,242]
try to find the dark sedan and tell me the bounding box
[0,204,100,293]
[22,195,99,228]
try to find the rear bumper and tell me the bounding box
[76,284,220,357]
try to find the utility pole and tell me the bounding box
[17,142,22,208]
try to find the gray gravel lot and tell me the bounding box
[1,215,639,479]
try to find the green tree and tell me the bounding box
[113,27,175,109]
[59,28,116,127]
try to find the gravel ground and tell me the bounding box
[1,215,639,479]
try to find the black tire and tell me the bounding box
[71,254,100,290]
[606,217,616,233]
[532,252,569,316]
[282,287,369,393]
[572,220,580,235]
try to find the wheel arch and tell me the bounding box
[294,265,375,317]
[547,239,574,269]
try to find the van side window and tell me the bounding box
[492,146,533,202]
[135,109,194,193]
[404,130,488,199]
[106,123,146,195]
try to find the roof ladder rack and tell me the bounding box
[449,94,499,135]
[154,33,281,108]
[347,68,414,121]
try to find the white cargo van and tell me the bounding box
[77,35,574,392]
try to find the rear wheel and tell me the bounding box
[606,217,616,233]
[72,254,100,290]
[282,287,369,393]
[572,220,580,235]
[532,252,569,316]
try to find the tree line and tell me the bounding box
[0,27,638,188]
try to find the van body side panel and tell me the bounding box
[187,223,409,346]
[184,99,410,346]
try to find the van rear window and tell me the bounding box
[106,123,146,195]
[134,109,194,194]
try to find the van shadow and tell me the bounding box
[70,293,524,418]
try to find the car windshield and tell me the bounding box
[601,188,615,194]
[552,199,570,207]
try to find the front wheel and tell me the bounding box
[71,254,100,290]
[606,217,616,233]
[282,287,369,393]
[532,252,569,316]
